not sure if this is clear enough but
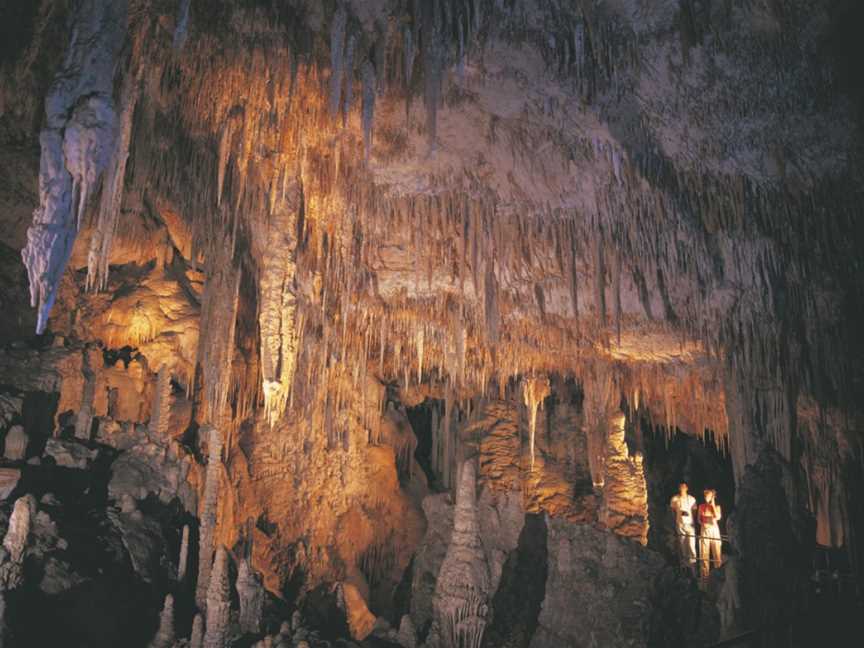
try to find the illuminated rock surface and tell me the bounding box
[0,0,861,646]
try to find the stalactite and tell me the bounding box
[255,181,301,428]
[173,0,191,50]
[216,122,231,209]
[403,25,416,91]
[178,524,190,582]
[203,547,231,648]
[361,60,376,161]
[582,364,615,487]
[522,376,551,471]
[86,66,141,292]
[342,34,357,126]
[198,246,241,425]
[423,34,443,149]
[593,231,606,327]
[195,426,223,611]
[329,6,348,116]
[22,0,127,333]
[612,248,622,346]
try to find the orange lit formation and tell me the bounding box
[3,1,862,645]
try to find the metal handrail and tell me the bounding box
[705,628,761,647]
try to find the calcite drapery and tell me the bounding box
[21,0,128,333]
[253,179,301,427]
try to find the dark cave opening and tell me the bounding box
[406,398,442,490]
[483,513,549,648]
[639,425,736,565]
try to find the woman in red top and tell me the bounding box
[699,489,723,577]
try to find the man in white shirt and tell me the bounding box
[670,482,697,567]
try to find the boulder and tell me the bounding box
[0,469,20,500]
[2,425,27,460]
[43,438,99,469]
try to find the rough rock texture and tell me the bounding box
[530,520,664,648]
[203,547,231,648]
[189,613,204,648]
[431,461,491,648]
[600,413,649,544]
[196,426,223,610]
[237,557,265,635]
[21,0,127,333]
[43,437,99,469]
[411,483,523,640]
[0,495,32,589]
[0,0,862,645]
[2,425,27,461]
[0,469,20,501]
[149,593,175,648]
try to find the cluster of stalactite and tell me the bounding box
[22,0,864,566]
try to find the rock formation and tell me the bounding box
[149,593,175,648]
[397,614,417,648]
[196,425,223,610]
[203,547,231,648]
[236,557,265,634]
[432,460,491,648]
[0,495,33,589]
[0,0,862,645]
[2,426,27,461]
[600,413,649,544]
[178,524,189,582]
[189,613,204,648]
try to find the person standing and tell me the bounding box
[699,488,723,577]
[670,482,697,568]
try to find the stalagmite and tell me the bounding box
[190,613,204,648]
[149,594,175,648]
[0,495,32,589]
[237,558,265,634]
[22,0,127,333]
[195,426,223,610]
[0,591,5,648]
[178,524,190,582]
[522,376,551,470]
[398,614,417,648]
[432,460,491,648]
[203,547,231,648]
